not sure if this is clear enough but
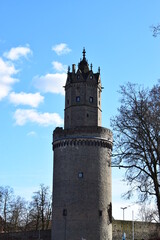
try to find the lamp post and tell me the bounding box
[121,207,127,240]
[132,210,134,240]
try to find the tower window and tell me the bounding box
[76,96,80,102]
[90,75,93,79]
[108,202,112,223]
[63,209,67,216]
[77,75,80,80]
[67,99,69,104]
[78,172,83,178]
[99,210,102,217]
[89,97,93,103]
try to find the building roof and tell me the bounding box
[65,48,101,86]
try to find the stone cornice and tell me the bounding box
[53,137,112,150]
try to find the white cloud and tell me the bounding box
[0,58,18,100]
[0,58,18,77]
[52,43,71,55]
[27,131,36,137]
[33,73,66,95]
[9,92,44,107]
[14,109,63,127]
[3,45,32,61]
[0,84,11,100]
[52,61,67,72]
[0,45,32,101]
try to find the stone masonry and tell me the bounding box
[52,49,113,240]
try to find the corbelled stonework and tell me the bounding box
[53,126,112,150]
[52,49,113,240]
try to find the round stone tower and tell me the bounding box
[52,49,113,240]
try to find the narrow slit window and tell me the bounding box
[89,97,93,103]
[63,209,67,216]
[99,210,102,217]
[76,96,80,102]
[78,172,83,178]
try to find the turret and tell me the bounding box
[64,48,102,129]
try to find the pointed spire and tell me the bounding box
[82,48,86,60]
[90,63,93,71]
[78,48,89,73]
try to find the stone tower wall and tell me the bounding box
[52,50,113,240]
[64,77,102,129]
[52,126,112,240]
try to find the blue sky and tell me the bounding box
[0,0,160,220]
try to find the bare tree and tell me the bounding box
[137,203,159,222]
[45,195,52,230]
[0,187,3,213]
[0,184,52,231]
[9,196,27,231]
[111,82,160,221]
[152,24,160,37]
[0,186,14,232]
[22,203,33,231]
[29,184,52,230]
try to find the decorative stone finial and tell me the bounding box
[68,66,70,73]
[98,66,100,73]
[72,64,76,73]
[82,48,86,59]
[90,63,93,71]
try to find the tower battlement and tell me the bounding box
[53,126,113,151]
[53,126,113,141]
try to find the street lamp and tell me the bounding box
[121,207,127,240]
[132,210,134,240]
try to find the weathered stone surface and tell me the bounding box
[52,127,112,240]
[112,220,160,240]
[52,50,113,240]
[64,51,102,129]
